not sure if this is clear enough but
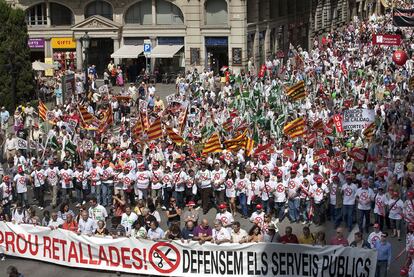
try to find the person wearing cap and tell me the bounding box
[195,163,212,214]
[249,204,265,228]
[215,203,234,228]
[273,170,287,222]
[263,222,279,243]
[341,175,358,232]
[404,191,414,224]
[13,165,28,208]
[0,175,13,216]
[310,177,329,225]
[182,201,198,224]
[74,164,89,206]
[356,179,375,233]
[29,163,46,209]
[387,191,404,240]
[373,185,387,231]
[367,223,383,249]
[101,160,114,207]
[45,160,60,208]
[287,169,301,223]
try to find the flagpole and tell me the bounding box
[41,133,50,161]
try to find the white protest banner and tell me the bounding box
[16,138,28,150]
[342,109,375,131]
[0,222,377,277]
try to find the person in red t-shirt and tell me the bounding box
[61,213,78,232]
[329,227,349,246]
[279,226,299,244]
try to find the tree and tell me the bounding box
[0,0,35,111]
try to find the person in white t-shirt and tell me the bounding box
[367,223,383,249]
[387,191,404,240]
[121,206,138,236]
[373,186,387,231]
[212,220,231,245]
[356,180,375,233]
[13,165,28,207]
[341,175,358,232]
[88,197,108,224]
[215,203,234,228]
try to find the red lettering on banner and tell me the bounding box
[16,234,27,254]
[99,245,109,266]
[132,248,143,270]
[43,236,51,258]
[121,247,132,269]
[61,239,67,261]
[88,244,99,265]
[78,242,88,264]
[67,241,79,263]
[52,238,60,260]
[5,232,15,252]
[0,231,3,245]
[28,235,39,255]
[109,246,120,267]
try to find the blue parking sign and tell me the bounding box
[144,43,151,53]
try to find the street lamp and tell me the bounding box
[81,32,90,93]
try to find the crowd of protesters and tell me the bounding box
[3,7,414,277]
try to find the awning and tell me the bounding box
[150,45,183,58]
[110,45,144,59]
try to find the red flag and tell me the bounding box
[147,118,163,141]
[348,148,367,163]
[333,114,343,133]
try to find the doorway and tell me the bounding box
[88,38,114,76]
[205,37,228,74]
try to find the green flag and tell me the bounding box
[49,136,59,149]
[65,140,77,155]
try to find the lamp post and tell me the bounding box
[81,32,90,93]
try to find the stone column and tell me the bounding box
[264,24,271,59]
[46,0,51,26]
[76,39,83,71]
[253,26,260,73]
[113,38,120,65]
[152,0,157,25]
[45,38,52,58]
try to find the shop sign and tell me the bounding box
[51,38,76,49]
[28,38,45,49]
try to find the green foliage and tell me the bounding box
[0,0,35,111]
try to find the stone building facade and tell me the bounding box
[5,0,379,74]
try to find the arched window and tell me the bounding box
[125,0,152,25]
[26,3,47,26]
[205,0,228,25]
[85,0,113,20]
[50,3,74,25]
[156,0,184,25]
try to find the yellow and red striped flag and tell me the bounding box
[97,106,114,134]
[202,133,223,154]
[132,116,143,136]
[166,126,185,145]
[283,118,306,135]
[178,106,188,135]
[244,137,255,156]
[78,105,94,123]
[363,122,376,140]
[38,100,47,121]
[286,81,306,101]
[224,129,247,149]
[147,118,163,141]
